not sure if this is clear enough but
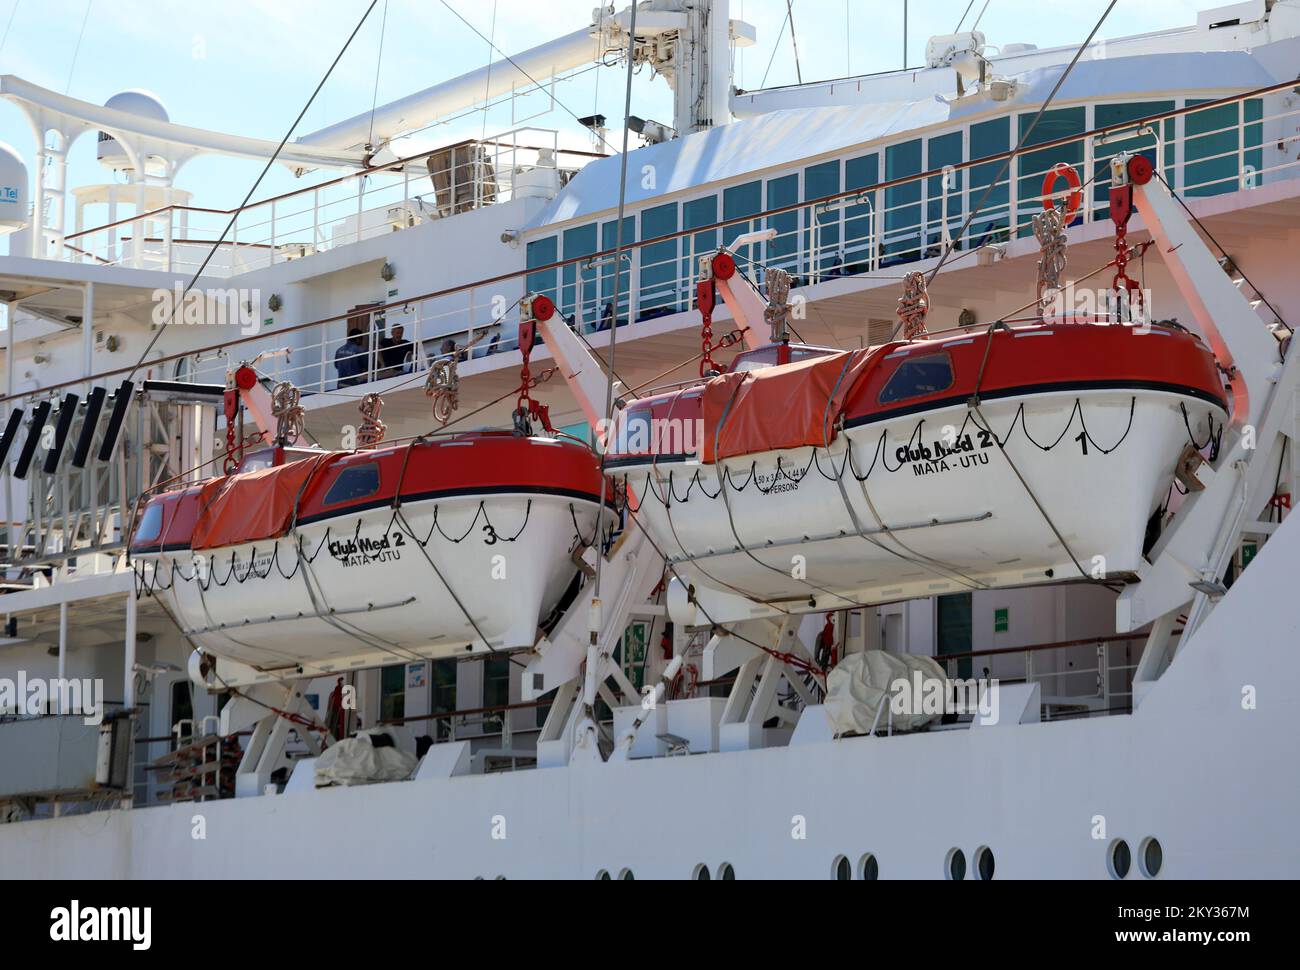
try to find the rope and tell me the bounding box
[358,392,387,447]
[270,381,305,446]
[126,0,381,382]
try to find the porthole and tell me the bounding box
[596,869,611,881]
[945,848,966,881]
[1140,837,1163,878]
[619,868,634,881]
[1108,839,1131,880]
[717,862,736,880]
[692,864,711,880]
[975,846,995,880]
[832,855,851,880]
[859,853,879,881]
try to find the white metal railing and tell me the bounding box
[14,88,1299,409]
[59,126,601,274]
[940,633,1145,719]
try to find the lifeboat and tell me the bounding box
[607,321,1228,607]
[130,432,611,673]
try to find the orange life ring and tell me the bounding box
[1042,163,1083,221]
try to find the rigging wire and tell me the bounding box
[971,0,994,33]
[437,0,621,155]
[479,0,498,142]
[64,0,92,95]
[365,0,390,153]
[954,0,977,32]
[589,1,640,650]
[0,0,20,63]
[786,0,802,86]
[759,2,791,89]
[913,0,1118,319]
[126,0,381,382]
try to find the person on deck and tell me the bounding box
[380,325,413,377]
[334,331,366,388]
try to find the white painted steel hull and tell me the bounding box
[621,388,1225,606]
[139,492,601,673]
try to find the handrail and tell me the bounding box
[937,630,1157,664]
[64,134,604,242]
[7,79,1296,406]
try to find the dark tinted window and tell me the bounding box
[879,353,954,404]
[134,502,164,544]
[323,463,380,506]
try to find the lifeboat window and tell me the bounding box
[879,353,954,404]
[133,502,164,544]
[323,463,381,506]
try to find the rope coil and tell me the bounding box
[1033,204,1068,318]
[358,392,387,448]
[271,381,304,446]
[897,271,930,340]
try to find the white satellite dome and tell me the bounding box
[0,141,29,234]
[97,89,170,171]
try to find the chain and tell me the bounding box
[1033,203,1068,318]
[358,392,387,447]
[696,277,719,376]
[897,271,930,340]
[1112,220,1144,321]
[512,319,552,435]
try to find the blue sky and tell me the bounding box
[0,0,1208,218]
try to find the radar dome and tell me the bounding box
[97,90,170,171]
[0,141,29,234]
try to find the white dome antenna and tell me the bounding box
[97,89,170,173]
[0,141,29,234]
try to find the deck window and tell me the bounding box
[683,195,719,297]
[1093,101,1175,217]
[526,237,558,304]
[1185,98,1263,197]
[483,656,511,718]
[561,223,598,329]
[380,664,405,722]
[926,131,963,254]
[765,174,800,277]
[843,153,879,273]
[431,658,457,740]
[804,160,841,276]
[599,216,634,328]
[1016,107,1085,236]
[323,462,380,507]
[879,352,954,404]
[722,180,762,249]
[968,117,1010,247]
[639,202,679,319]
[883,139,923,263]
[134,502,164,544]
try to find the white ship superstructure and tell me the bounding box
[0,1,1297,879]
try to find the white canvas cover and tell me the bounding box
[314,729,418,787]
[824,651,947,736]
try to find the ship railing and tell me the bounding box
[58,126,604,274]
[10,83,1300,412]
[938,631,1150,721]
